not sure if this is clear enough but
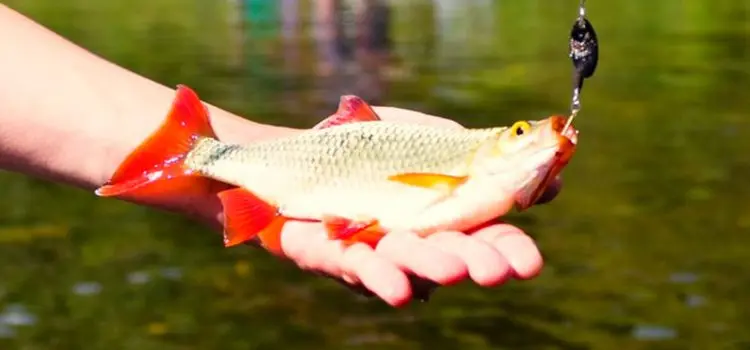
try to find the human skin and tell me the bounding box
[0,5,558,306]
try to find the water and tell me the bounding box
[0,0,748,349]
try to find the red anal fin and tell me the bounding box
[218,187,287,256]
[312,95,381,130]
[95,85,217,202]
[255,218,287,256]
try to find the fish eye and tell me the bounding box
[511,121,531,136]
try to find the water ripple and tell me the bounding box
[72,281,102,296]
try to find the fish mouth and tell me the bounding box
[550,115,578,162]
[515,115,578,210]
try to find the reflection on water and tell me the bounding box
[669,271,699,284]
[127,271,151,285]
[684,294,705,308]
[72,282,102,296]
[0,303,36,339]
[1,0,749,349]
[631,325,677,341]
[159,267,183,280]
[0,304,36,327]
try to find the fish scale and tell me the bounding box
[187,122,505,189]
[183,122,515,231]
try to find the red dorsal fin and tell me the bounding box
[312,95,381,129]
[217,187,287,256]
[95,85,220,203]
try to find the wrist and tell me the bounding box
[205,106,300,145]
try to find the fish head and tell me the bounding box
[472,115,578,211]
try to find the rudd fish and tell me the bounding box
[96,86,578,255]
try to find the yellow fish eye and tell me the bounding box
[510,121,531,136]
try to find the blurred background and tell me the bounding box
[0,0,748,349]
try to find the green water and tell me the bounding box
[1,0,748,349]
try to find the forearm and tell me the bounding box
[0,5,294,191]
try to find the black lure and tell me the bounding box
[568,0,598,115]
[570,17,598,79]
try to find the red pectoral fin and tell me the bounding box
[312,95,381,129]
[217,187,287,256]
[322,215,386,248]
[388,173,468,192]
[322,215,379,240]
[342,229,387,249]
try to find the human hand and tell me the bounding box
[195,106,561,307]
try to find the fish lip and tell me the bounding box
[550,115,577,163]
[550,115,578,147]
[514,116,578,210]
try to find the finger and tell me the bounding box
[372,106,464,129]
[425,231,512,287]
[279,221,346,277]
[281,222,413,306]
[321,272,375,298]
[470,224,543,279]
[340,242,412,307]
[376,231,468,286]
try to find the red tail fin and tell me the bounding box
[95,85,218,202]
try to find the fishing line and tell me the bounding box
[563,0,598,133]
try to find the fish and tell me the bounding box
[95,85,578,255]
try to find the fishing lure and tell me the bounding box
[565,0,599,131]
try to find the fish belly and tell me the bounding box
[402,176,519,235]
[277,175,518,235]
[277,180,447,230]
